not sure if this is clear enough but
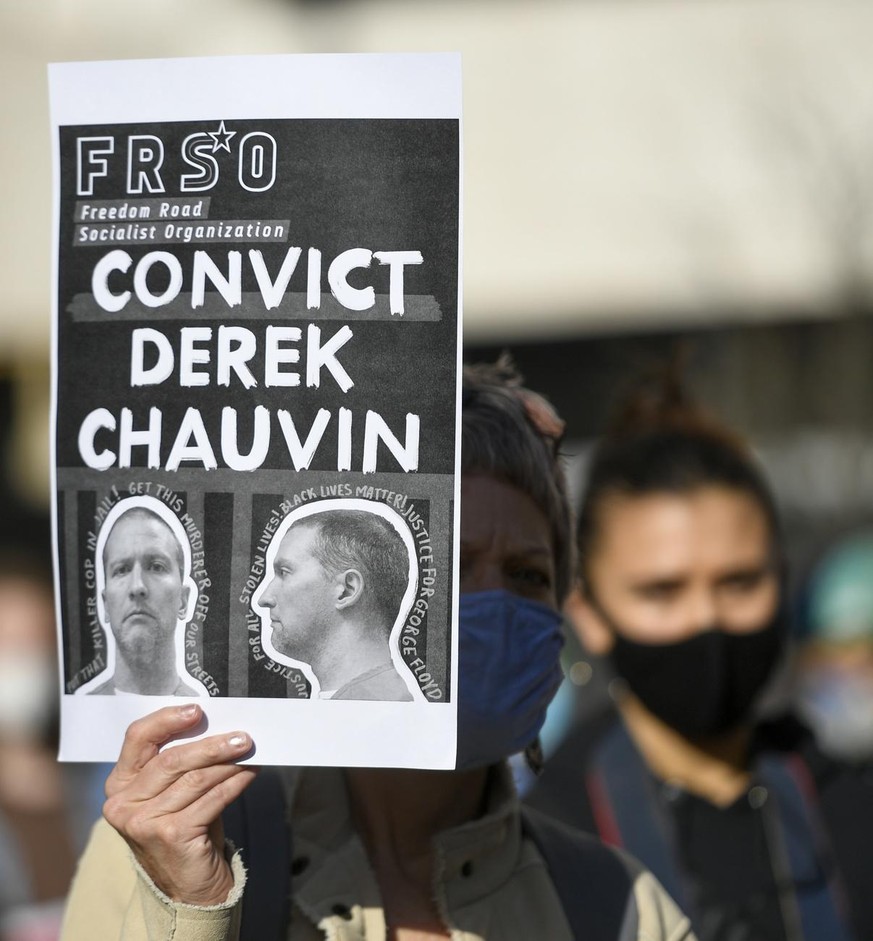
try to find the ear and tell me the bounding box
[178,585,191,620]
[335,569,364,610]
[565,586,615,656]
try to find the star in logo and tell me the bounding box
[208,120,236,154]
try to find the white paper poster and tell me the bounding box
[49,53,462,767]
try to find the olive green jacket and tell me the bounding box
[61,766,695,941]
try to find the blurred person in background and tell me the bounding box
[526,369,873,941]
[61,360,694,941]
[792,530,873,763]
[0,549,104,941]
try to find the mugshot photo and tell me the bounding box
[251,498,422,702]
[76,496,209,697]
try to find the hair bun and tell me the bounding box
[608,350,749,456]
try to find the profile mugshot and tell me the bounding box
[253,501,419,701]
[82,497,204,697]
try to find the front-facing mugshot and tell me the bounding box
[80,497,206,697]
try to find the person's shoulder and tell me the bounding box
[761,713,873,938]
[754,711,873,795]
[174,678,202,697]
[617,852,697,941]
[333,663,413,701]
[521,806,695,941]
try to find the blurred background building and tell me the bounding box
[2,0,873,758]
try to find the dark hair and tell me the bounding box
[462,356,574,603]
[298,510,409,633]
[578,366,780,576]
[102,506,185,578]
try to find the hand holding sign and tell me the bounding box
[102,704,255,905]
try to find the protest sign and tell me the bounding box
[49,53,462,767]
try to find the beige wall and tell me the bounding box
[2,0,873,355]
[2,0,872,503]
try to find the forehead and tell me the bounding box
[104,513,178,557]
[591,486,772,573]
[277,523,320,558]
[461,474,552,550]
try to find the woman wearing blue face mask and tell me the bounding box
[61,360,693,941]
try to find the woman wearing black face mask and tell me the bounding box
[62,360,693,941]
[527,370,873,941]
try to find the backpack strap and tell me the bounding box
[222,769,291,941]
[588,722,689,910]
[757,753,854,941]
[521,804,637,941]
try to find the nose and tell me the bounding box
[688,587,718,632]
[128,562,147,598]
[461,560,504,595]
[260,579,276,608]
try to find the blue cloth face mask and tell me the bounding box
[456,589,564,769]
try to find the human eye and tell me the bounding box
[509,565,550,588]
[636,581,681,602]
[149,558,170,574]
[506,560,553,600]
[722,569,768,594]
[110,562,130,578]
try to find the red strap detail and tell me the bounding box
[784,752,820,804]
[586,769,623,847]
[783,752,853,924]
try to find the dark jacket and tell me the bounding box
[526,708,873,941]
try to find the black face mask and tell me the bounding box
[599,605,785,739]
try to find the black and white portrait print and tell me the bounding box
[77,496,208,697]
[251,499,421,702]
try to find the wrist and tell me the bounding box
[130,844,246,909]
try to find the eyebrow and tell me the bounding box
[504,549,554,569]
[627,561,774,589]
[715,563,773,582]
[628,575,685,590]
[107,548,175,565]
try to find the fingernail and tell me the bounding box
[227,733,249,749]
[178,704,198,719]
